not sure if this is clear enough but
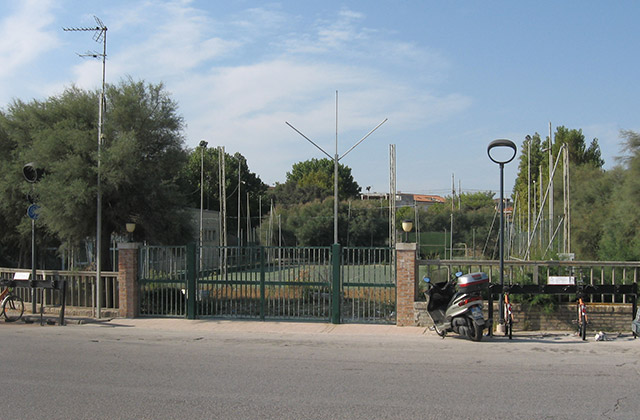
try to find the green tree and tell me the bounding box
[511,126,605,259]
[179,146,268,242]
[262,198,388,247]
[555,126,604,168]
[570,164,612,260]
[403,192,496,258]
[0,79,194,268]
[512,133,545,224]
[270,158,361,205]
[599,131,640,260]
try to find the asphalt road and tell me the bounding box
[1,319,639,420]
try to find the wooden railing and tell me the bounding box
[0,268,119,315]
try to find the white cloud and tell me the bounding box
[0,0,59,97]
[168,55,470,186]
[0,1,470,190]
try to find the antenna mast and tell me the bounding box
[64,16,107,318]
[286,91,387,244]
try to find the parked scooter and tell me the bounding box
[422,271,489,341]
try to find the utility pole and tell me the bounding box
[64,16,107,318]
[220,146,227,246]
[389,144,396,249]
[199,140,207,271]
[548,122,554,245]
[539,164,543,250]
[528,136,531,241]
[247,192,250,244]
[237,158,241,245]
[219,146,227,274]
[563,146,571,254]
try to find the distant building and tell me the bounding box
[186,208,221,246]
[360,192,445,210]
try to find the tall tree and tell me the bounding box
[510,126,605,259]
[554,126,604,168]
[512,133,545,225]
[0,79,194,268]
[264,198,388,247]
[269,158,361,205]
[599,130,640,260]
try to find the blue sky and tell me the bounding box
[1,1,639,196]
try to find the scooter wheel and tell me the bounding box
[470,319,483,342]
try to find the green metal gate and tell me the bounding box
[138,244,395,324]
[138,245,188,317]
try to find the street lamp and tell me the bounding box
[402,220,413,242]
[487,139,517,333]
[125,222,136,242]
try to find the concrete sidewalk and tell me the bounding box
[69,317,433,336]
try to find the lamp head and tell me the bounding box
[487,139,517,165]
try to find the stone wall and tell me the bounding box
[414,301,636,332]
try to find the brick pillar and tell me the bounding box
[396,242,417,326]
[118,242,140,318]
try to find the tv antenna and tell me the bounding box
[286,91,387,244]
[63,16,108,319]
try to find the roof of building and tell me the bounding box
[413,194,446,203]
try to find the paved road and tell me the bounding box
[1,319,639,420]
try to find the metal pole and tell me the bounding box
[499,162,505,323]
[487,139,517,331]
[549,122,553,244]
[285,91,386,246]
[64,17,108,319]
[334,91,339,244]
[31,218,36,314]
[527,136,531,259]
[95,22,107,319]
[238,159,241,245]
[199,141,206,270]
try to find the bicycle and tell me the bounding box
[577,295,588,341]
[1,285,25,322]
[503,291,514,340]
[576,271,587,341]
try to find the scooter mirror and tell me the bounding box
[423,276,431,283]
[455,271,463,278]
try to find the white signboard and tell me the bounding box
[548,276,575,285]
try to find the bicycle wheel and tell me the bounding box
[580,311,587,341]
[504,300,513,339]
[3,294,24,322]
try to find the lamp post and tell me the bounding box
[401,220,413,242]
[487,139,517,333]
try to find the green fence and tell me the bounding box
[418,259,639,303]
[138,245,395,324]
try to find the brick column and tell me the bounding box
[396,242,417,326]
[118,242,140,318]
